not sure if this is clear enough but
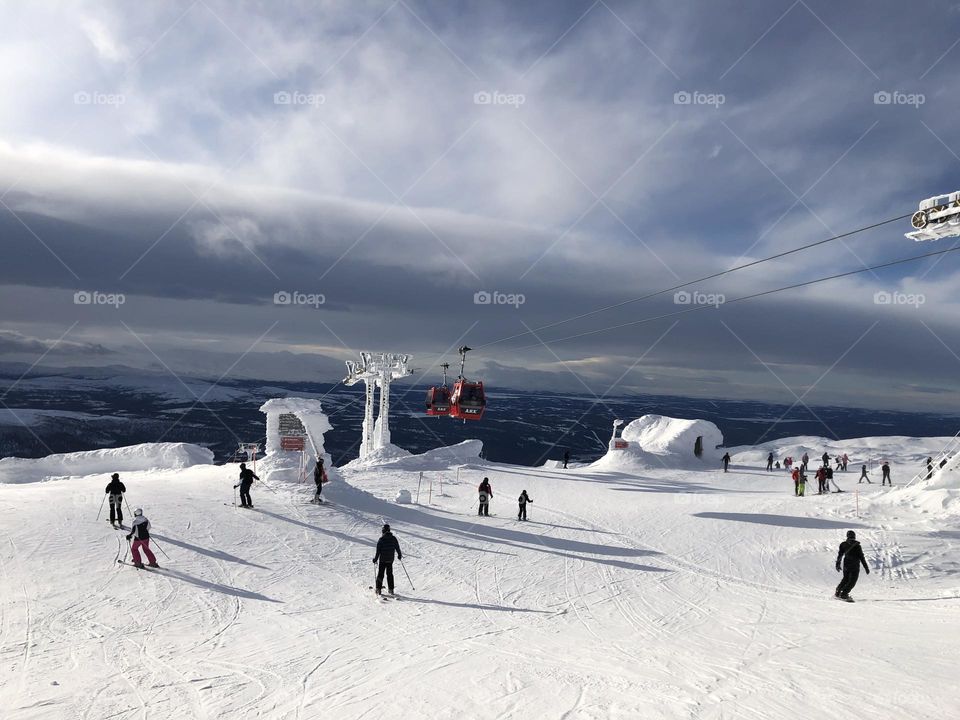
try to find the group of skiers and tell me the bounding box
[102,472,159,569]
[476,477,533,520]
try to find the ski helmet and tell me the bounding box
[382,523,390,533]
[134,508,143,516]
[846,530,856,539]
[111,473,119,480]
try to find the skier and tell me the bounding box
[234,462,258,508]
[563,450,570,469]
[792,466,801,496]
[517,490,532,521]
[312,457,327,503]
[478,477,493,516]
[826,464,839,492]
[834,530,869,601]
[372,523,402,596]
[881,461,892,487]
[801,452,809,471]
[104,473,127,527]
[835,455,843,471]
[815,465,827,495]
[858,465,872,484]
[722,452,731,473]
[842,453,849,471]
[126,508,158,569]
[797,469,807,497]
[821,451,830,467]
[766,452,774,471]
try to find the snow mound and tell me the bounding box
[727,434,953,468]
[345,439,483,471]
[591,415,723,471]
[0,442,213,484]
[395,488,412,504]
[872,447,960,515]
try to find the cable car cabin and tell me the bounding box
[425,386,452,416]
[450,380,486,421]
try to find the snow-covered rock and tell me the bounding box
[395,488,412,504]
[591,415,724,470]
[0,442,213,484]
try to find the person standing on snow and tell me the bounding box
[826,464,837,492]
[372,523,402,596]
[797,469,807,496]
[126,508,159,569]
[478,477,493,516]
[792,466,801,496]
[842,453,849,471]
[722,452,731,473]
[858,465,872,484]
[801,452,809,471]
[235,462,259,508]
[835,530,869,601]
[815,465,827,495]
[821,451,830,468]
[104,473,127,527]
[517,490,532,521]
[313,457,327,503]
[881,461,892,486]
[563,450,570,469]
[766,452,774,471]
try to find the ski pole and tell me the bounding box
[399,558,415,591]
[96,493,107,521]
[151,539,171,560]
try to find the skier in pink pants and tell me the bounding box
[126,508,159,569]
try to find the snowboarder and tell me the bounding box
[372,523,402,596]
[478,477,493,516]
[792,467,801,496]
[104,473,127,527]
[881,461,892,486]
[841,453,849,471]
[518,490,532,521]
[126,508,158,569]
[858,465,871,484]
[766,452,774,471]
[834,530,869,601]
[722,452,731,473]
[313,457,327,502]
[563,450,570,469]
[234,462,258,508]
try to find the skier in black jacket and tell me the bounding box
[478,478,493,516]
[721,452,731,472]
[834,530,870,601]
[372,524,402,595]
[517,490,532,521]
[104,473,127,527]
[234,463,259,508]
[313,457,326,503]
[766,452,774,471]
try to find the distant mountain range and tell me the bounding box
[1,363,958,466]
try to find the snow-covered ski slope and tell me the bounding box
[1,434,958,719]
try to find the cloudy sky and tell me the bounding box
[2,0,960,411]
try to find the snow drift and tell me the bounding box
[591,415,724,471]
[345,439,484,471]
[0,442,213,484]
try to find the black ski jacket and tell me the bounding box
[478,481,493,497]
[518,491,532,505]
[105,479,126,496]
[836,539,869,572]
[374,532,402,563]
[239,468,258,487]
[128,515,151,541]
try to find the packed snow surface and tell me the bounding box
[0,428,958,719]
[0,442,213,484]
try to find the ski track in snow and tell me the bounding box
[0,456,958,719]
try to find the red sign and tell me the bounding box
[281,436,305,451]
[613,440,629,450]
